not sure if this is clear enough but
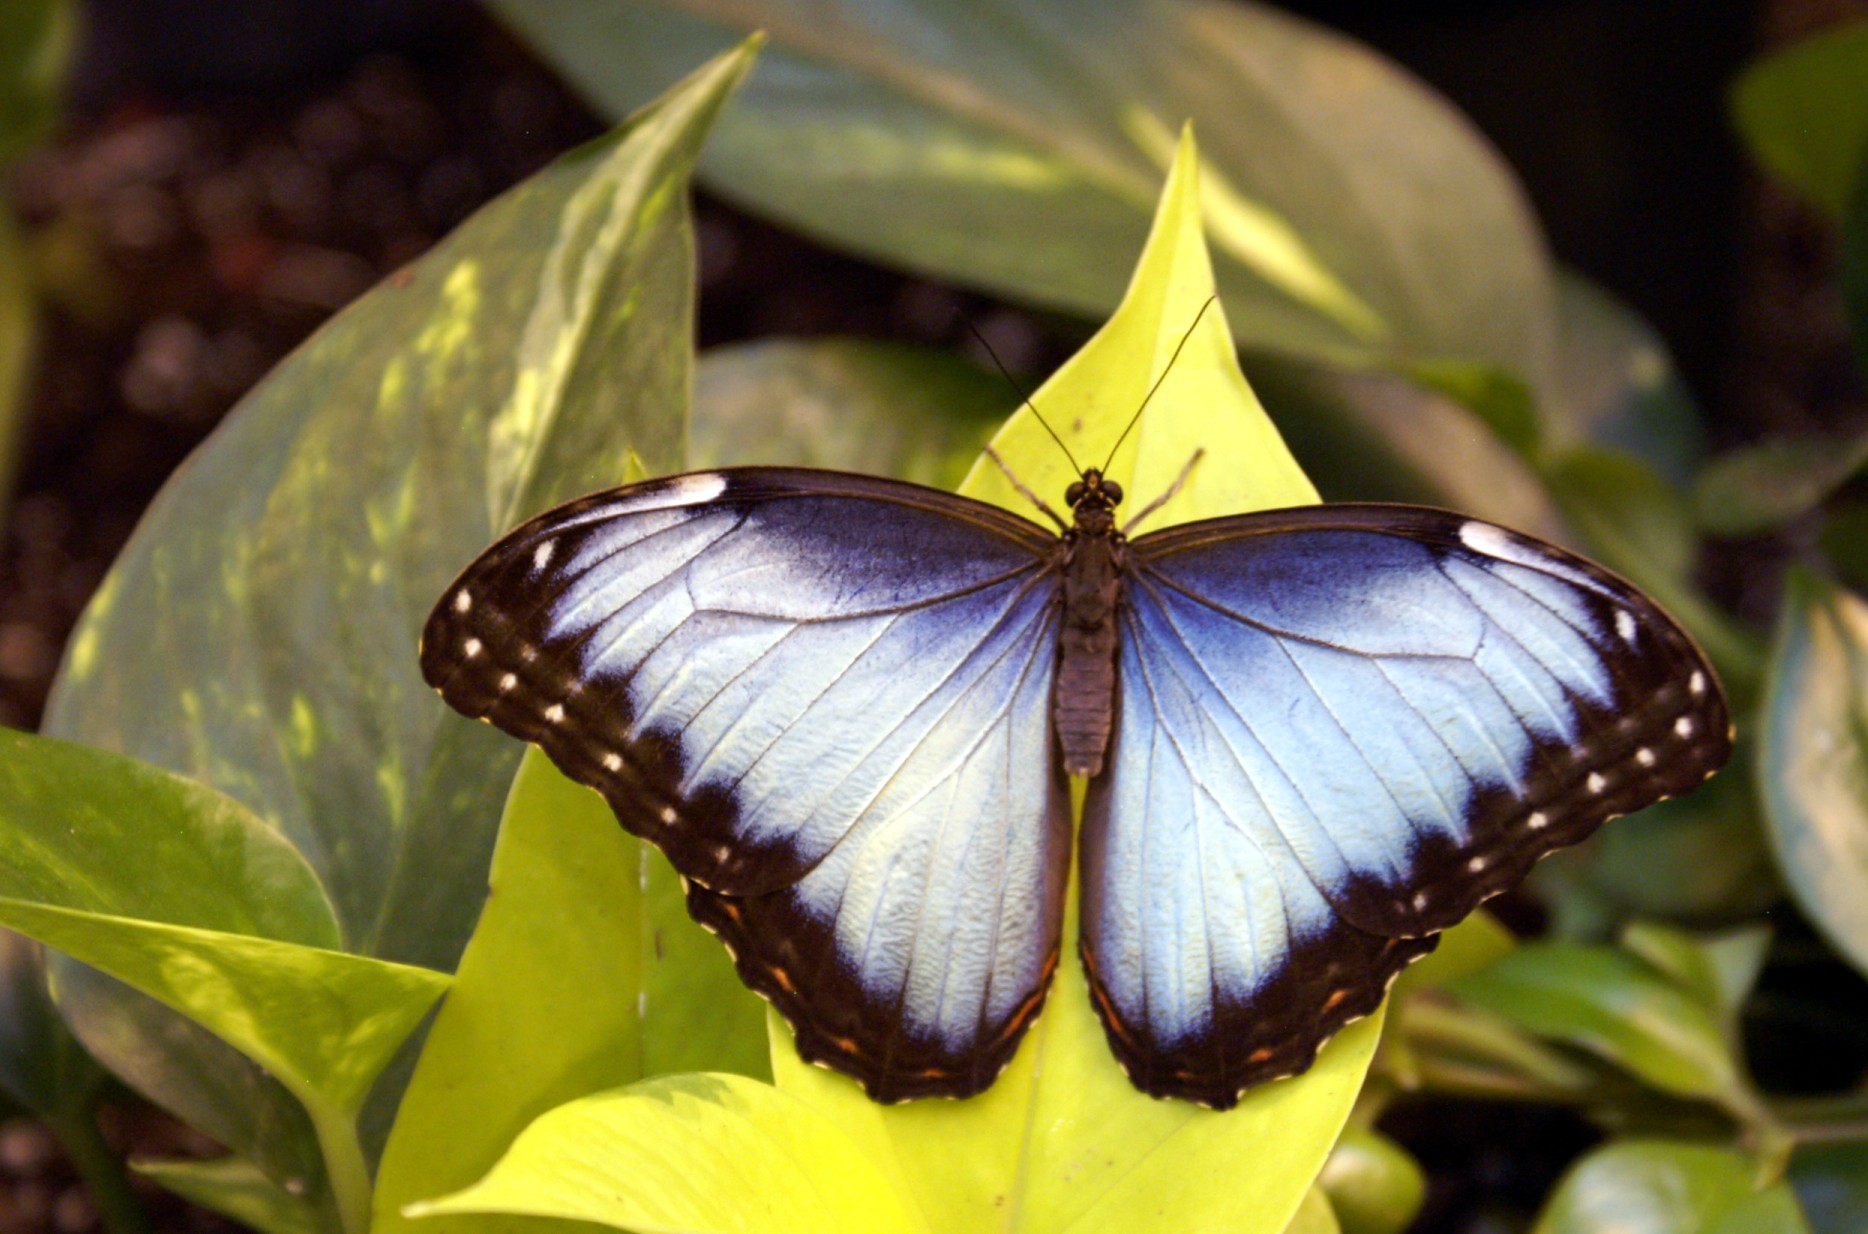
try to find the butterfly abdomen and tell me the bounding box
[1056,530,1124,777]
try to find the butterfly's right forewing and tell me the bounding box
[421,468,1072,1101]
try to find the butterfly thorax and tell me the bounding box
[1055,470,1126,778]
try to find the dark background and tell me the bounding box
[1,1,1861,1231]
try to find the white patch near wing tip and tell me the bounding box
[1615,609,1638,644]
[1527,811,1548,830]
[462,636,481,658]
[453,589,471,613]
[606,471,730,516]
[1690,670,1707,696]
[533,540,556,570]
[1586,772,1607,793]
[1675,716,1695,738]
[1458,518,1598,589]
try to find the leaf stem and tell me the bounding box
[303,1098,371,1234]
[47,1107,148,1234]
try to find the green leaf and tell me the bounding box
[1449,941,1748,1106]
[40,36,757,1188]
[1535,1141,1811,1234]
[1759,570,1868,978]
[1240,356,1569,540]
[1789,1142,1868,1234]
[492,0,1560,398]
[408,1073,925,1234]
[373,749,766,1234]
[1620,922,1772,1032]
[0,731,336,943]
[135,1157,321,1234]
[1551,272,1705,490]
[1318,1128,1425,1234]
[0,0,72,170]
[1732,18,1868,220]
[1692,431,1868,537]
[691,338,1009,485]
[0,901,446,1120]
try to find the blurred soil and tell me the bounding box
[0,2,1864,1233]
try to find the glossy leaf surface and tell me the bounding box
[39,37,755,1186]
[1450,942,1747,1106]
[493,0,1559,400]
[1760,570,1868,977]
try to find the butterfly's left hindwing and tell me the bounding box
[421,468,1072,1101]
[1081,505,1730,1107]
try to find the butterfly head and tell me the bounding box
[1066,469,1123,535]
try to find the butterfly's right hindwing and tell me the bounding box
[421,468,1071,1100]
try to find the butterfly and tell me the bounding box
[420,457,1730,1109]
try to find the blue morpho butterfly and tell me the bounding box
[420,330,1731,1110]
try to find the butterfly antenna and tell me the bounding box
[1100,295,1219,474]
[967,320,1083,475]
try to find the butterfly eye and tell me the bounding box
[1102,480,1123,505]
[1065,482,1086,506]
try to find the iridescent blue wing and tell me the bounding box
[1083,504,1730,1107]
[421,469,1071,1101]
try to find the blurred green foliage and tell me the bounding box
[0,3,1861,1233]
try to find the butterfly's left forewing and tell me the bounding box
[1082,504,1730,1107]
[421,468,1072,1101]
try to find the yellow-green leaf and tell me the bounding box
[373,749,766,1234]
[408,1074,923,1234]
[766,126,1367,1234]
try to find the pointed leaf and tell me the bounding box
[135,1157,321,1234]
[1535,1141,1811,1234]
[0,731,337,943]
[493,0,1560,399]
[373,749,766,1234]
[40,38,757,1180]
[409,1074,923,1234]
[692,338,1008,485]
[0,899,446,1118]
[745,129,1376,1234]
[1760,570,1868,977]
